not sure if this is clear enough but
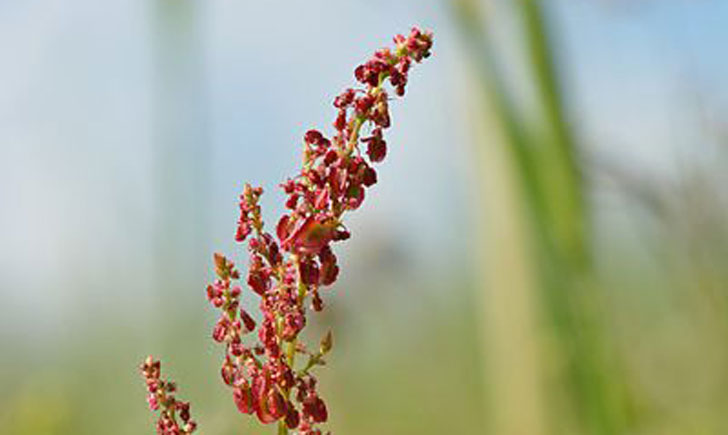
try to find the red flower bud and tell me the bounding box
[230,285,241,298]
[241,309,256,333]
[334,88,356,108]
[276,215,291,241]
[362,166,377,187]
[212,318,228,342]
[363,131,387,163]
[324,149,338,166]
[300,260,320,286]
[334,109,347,132]
[285,194,299,210]
[304,129,323,145]
[221,362,235,386]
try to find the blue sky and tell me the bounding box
[1,0,726,339]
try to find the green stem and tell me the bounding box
[278,420,288,435]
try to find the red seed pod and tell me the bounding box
[319,247,339,286]
[354,94,374,114]
[221,362,235,386]
[323,149,338,167]
[247,271,268,296]
[312,397,328,423]
[282,311,306,340]
[334,109,347,132]
[300,259,320,286]
[280,365,295,391]
[240,309,257,333]
[363,131,387,163]
[362,166,377,187]
[236,221,252,242]
[230,285,241,298]
[285,405,301,429]
[247,256,270,296]
[334,228,350,241]
[229,335,245,357]
[233,384,255,414]
[177,401,191,422]
[212,318,228,342]
[303,395,328,423]
[306,168,324,187]
[285,194,299,210]
[304,129,323,145]
[333,88,356,108]
[345,183,365,210]
[185,421,197,433]
[281,179,296,194]
[276,215,291,241]
[267,389,288,420]
[252,374,280,424]
[206,284,219,303]
[147,394,159,411]
[283,216,338,255]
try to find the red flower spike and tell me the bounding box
[141,27,433,435]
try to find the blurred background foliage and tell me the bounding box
[2,0,728,434]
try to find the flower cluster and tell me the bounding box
[206,27,432,434]
[142,27,432,435]
[140,356,198,435]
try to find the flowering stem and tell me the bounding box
[142,27,433,435]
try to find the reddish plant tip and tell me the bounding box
[209,27,432,433]
[141,27,432,435]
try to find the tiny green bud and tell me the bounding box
[320,330,333,355]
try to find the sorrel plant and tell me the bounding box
[140,27,433,434]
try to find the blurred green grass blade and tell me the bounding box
[451,1,631,433]
[451,2,552,434]
[451,0,547,229]
[519,0,587,269]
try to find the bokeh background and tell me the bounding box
[2,1,728,434]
